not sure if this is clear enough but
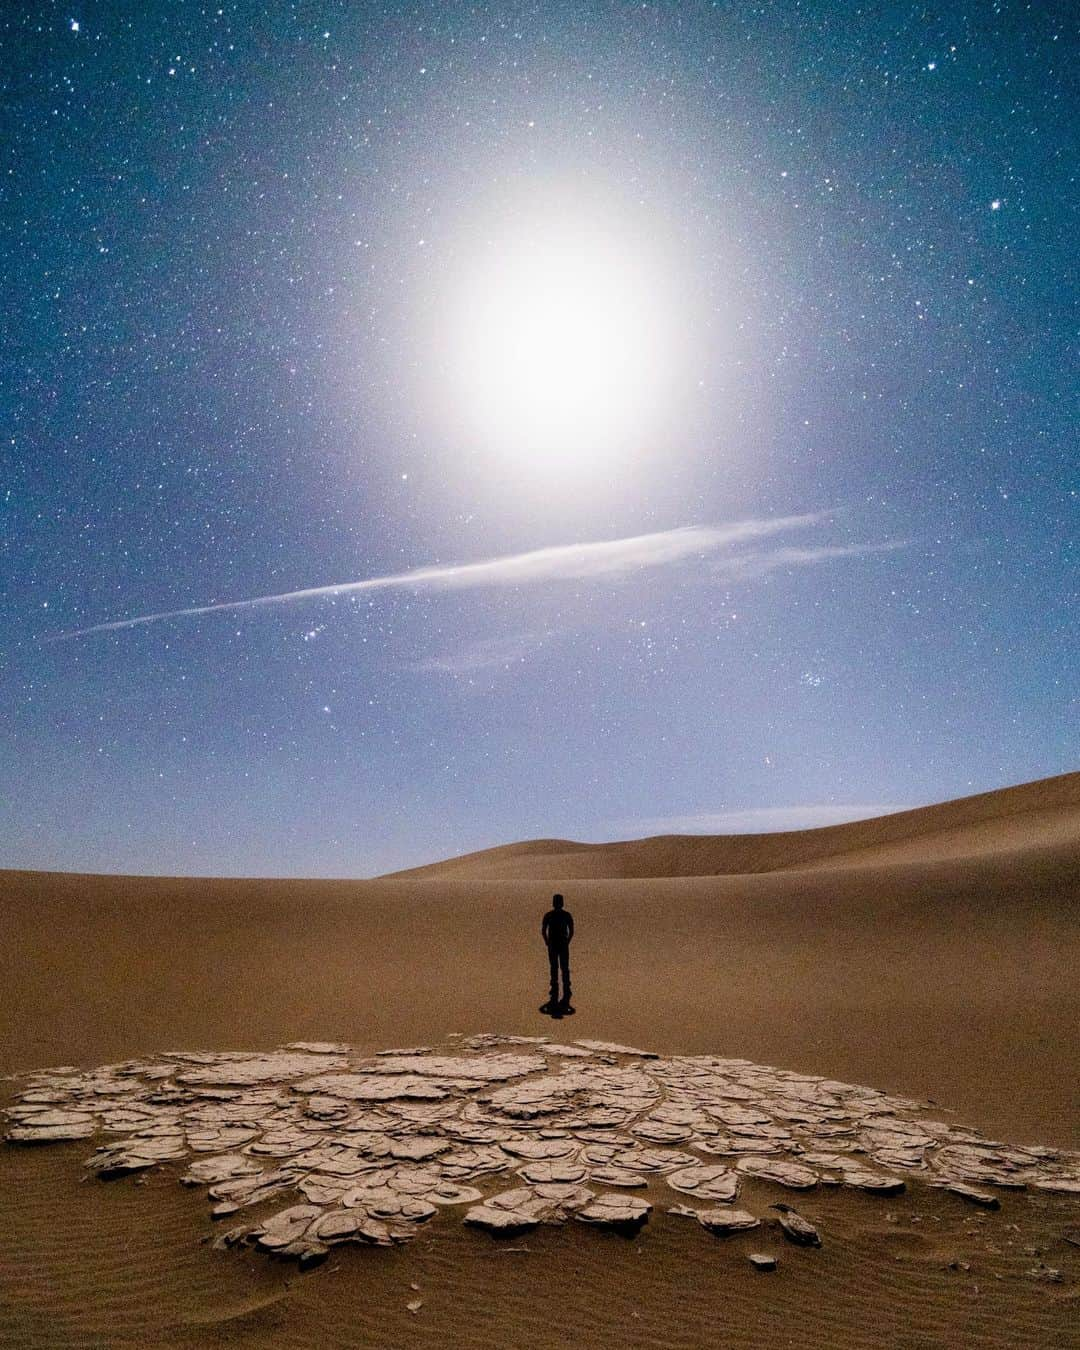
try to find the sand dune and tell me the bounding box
[384,772,1080,879]
[2,772,1078,1347]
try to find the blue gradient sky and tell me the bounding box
[2,2,1076,876]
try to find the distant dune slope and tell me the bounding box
[382,772,1080,879]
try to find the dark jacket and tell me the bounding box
[542,908,574,947]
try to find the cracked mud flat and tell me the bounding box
[5,1033,1080,1275]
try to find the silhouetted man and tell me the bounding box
[541,893,574,1012]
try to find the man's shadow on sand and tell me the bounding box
[538,1000,576,1020]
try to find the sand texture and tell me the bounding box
[2,774,1079,1347]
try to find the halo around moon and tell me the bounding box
[440,197,687,476]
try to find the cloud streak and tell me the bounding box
[46,512,901,642]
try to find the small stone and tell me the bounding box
[211,1224,251,1251]
[772,1204,821,1247]
[407,1299,423,1313]
[297,1241,330,1269]
[748,1253,777,1271]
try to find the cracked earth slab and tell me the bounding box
[5,1033,1080,1265]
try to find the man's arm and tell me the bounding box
[541,913,549,943]
[567,913,574,942]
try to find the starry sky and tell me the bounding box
[2,1,1076,878]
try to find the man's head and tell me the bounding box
[552,894,564,909]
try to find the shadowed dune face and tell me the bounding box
[382,772,1080,880]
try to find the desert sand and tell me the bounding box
[1,773,1078,1348]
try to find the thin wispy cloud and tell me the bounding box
[411,632,551,674]
[46,511,902,642]
[710,540,908,581]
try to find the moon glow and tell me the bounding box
[448,211,679,473]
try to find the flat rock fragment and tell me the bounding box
[670,1204,761,1235]
[666,1164,740,1203]
[588,1167,648,1188]
[574,1041,658,1059]
[577,1194,650,1231]
[772,1204,821,1247]
[840,1168,906,1196]
[748,1252,777,1271]
[8,1108,95,1129]
[352,1217,415,1246]
[464,1204,539,1235]
[632,1119,694,1144]
[87,1138,187,1176]
[356,1053,546,1081]
[1031,1175,1080,1195]
[255,1204,324,1250]
[464,1034,549,1049]
[694,1135,786,1157]
[736,1157,818,1190]
[388,1137,449,1162]
[500,1137,578,1160]
[425,1183,484,1206]
[181,1154,263,1186]
[308,1210,364,1243]
[295,1073,449,1102]
[354,1190,437,1225]
[178,1053,347,1086]
[942,1182,1001,1209]
[582,1143,696,1174]
[486,1183,592,1224]
[6,1121,97,1143]
[518,1158,587,1185]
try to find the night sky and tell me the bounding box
[2,2,1076,878]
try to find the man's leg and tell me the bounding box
[548,945,559,1003]
[559,945,571,1004]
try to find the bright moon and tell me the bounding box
[447,211,680,472]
